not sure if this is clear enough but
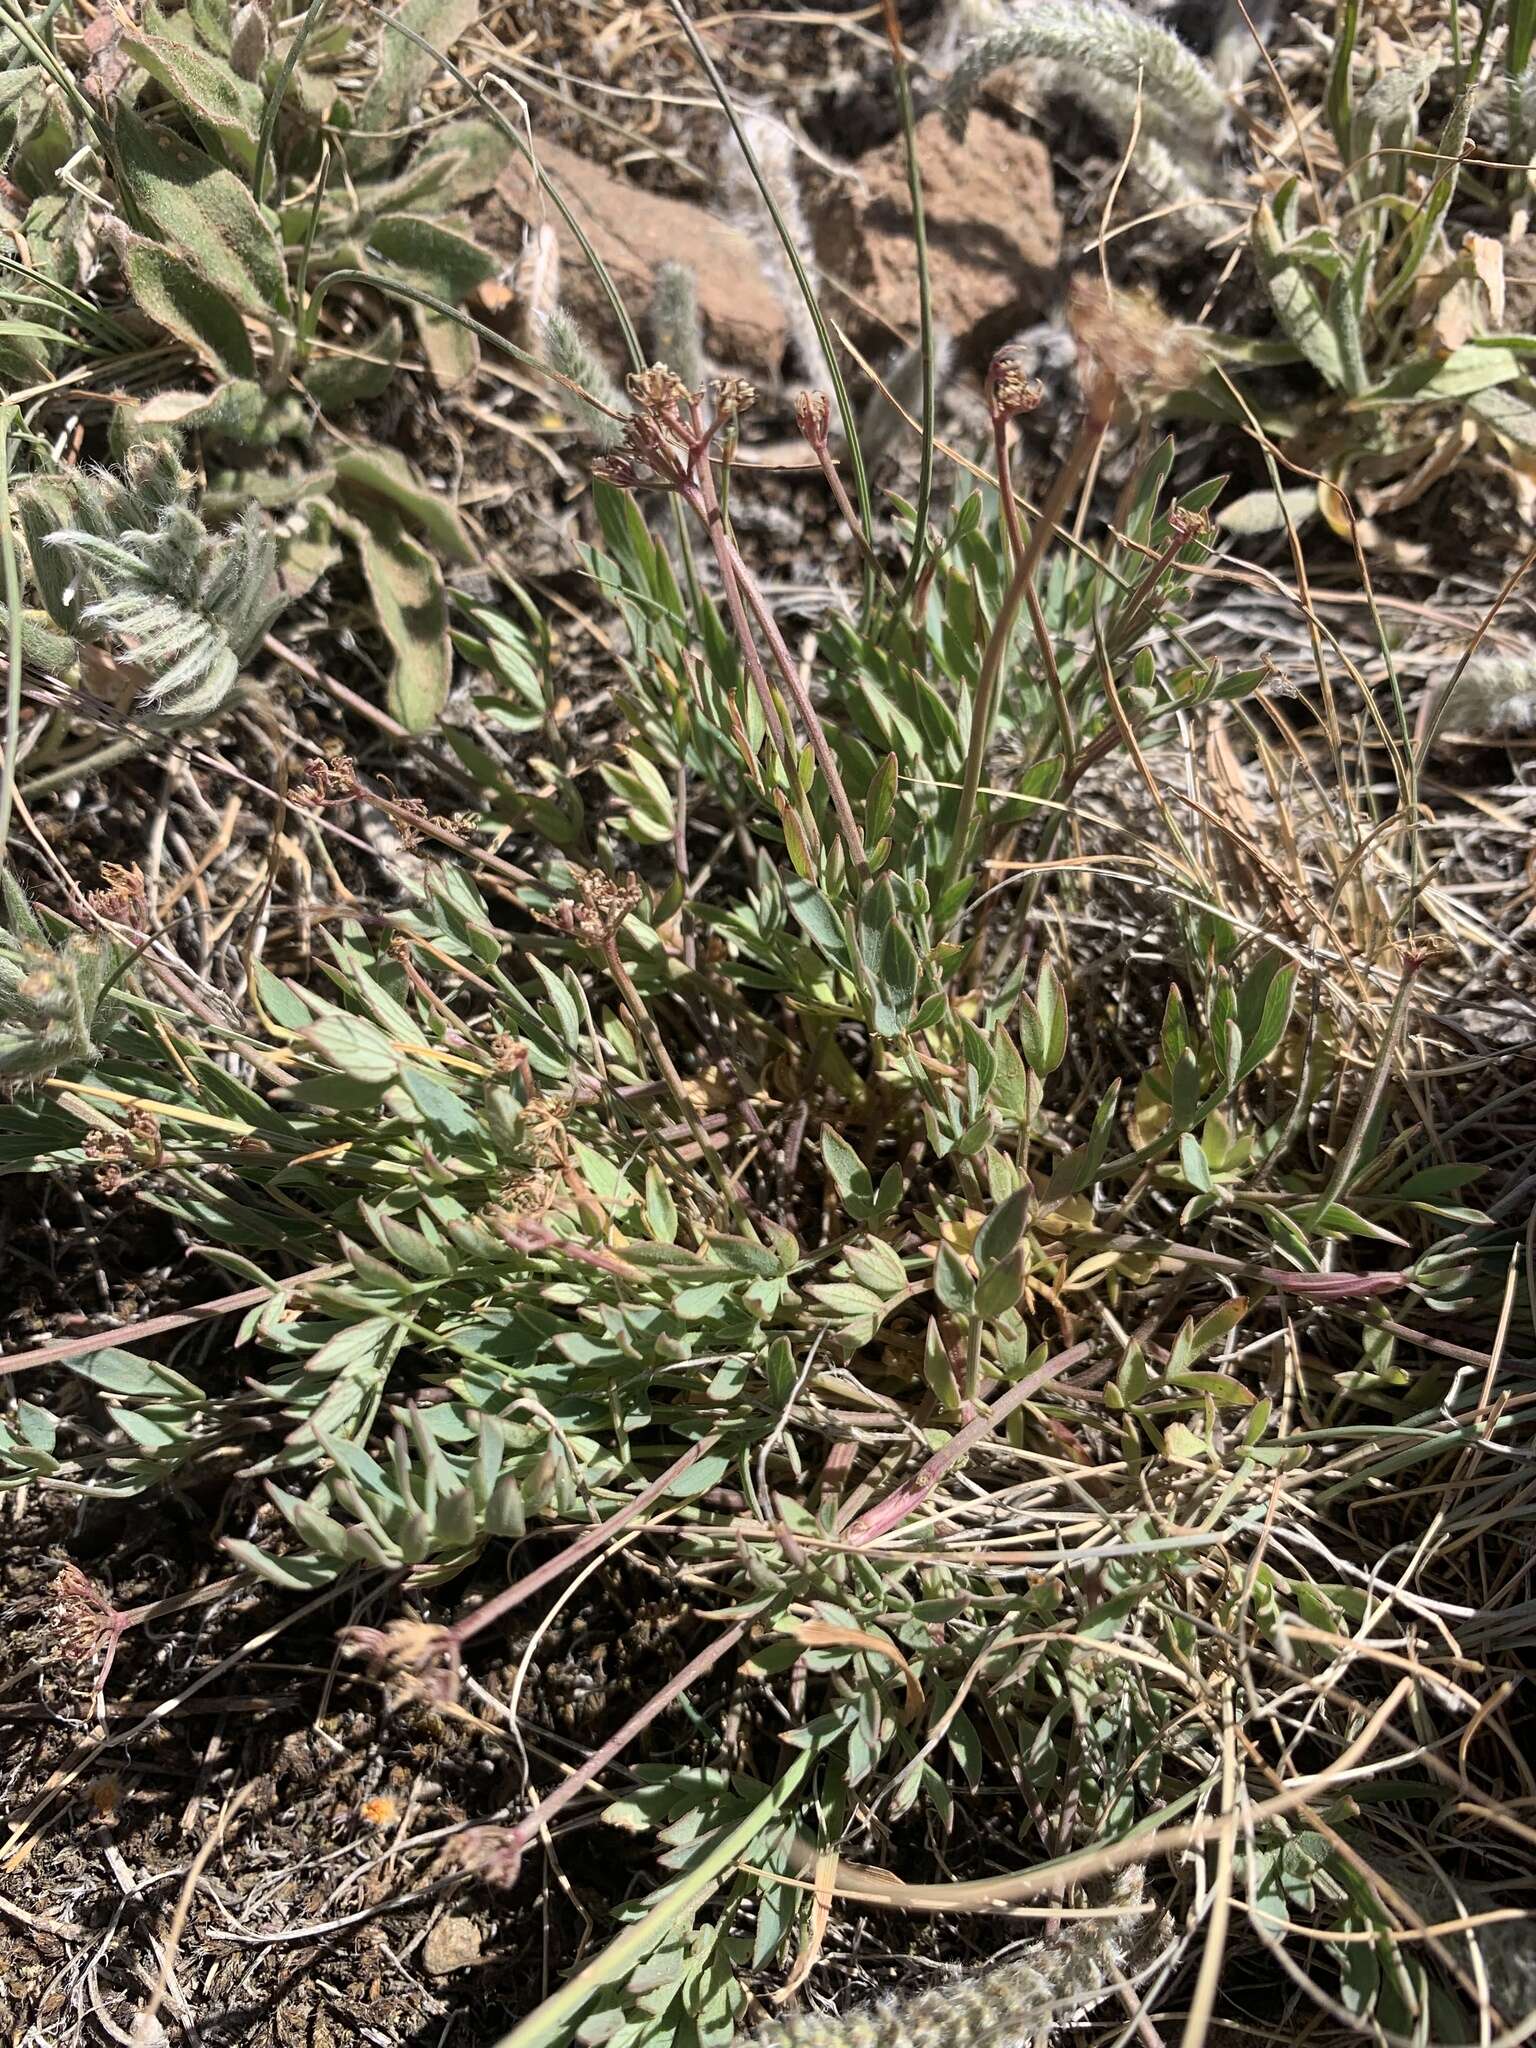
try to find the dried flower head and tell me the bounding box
[439,1824,526,1889]
[711,375,757,422]
[986,347,1045,421]
[541,868,644,948]
[626,362,691,414]
[489,1033,529,1076]
[1067,276,1206,403]
[388,795,430,854]
[86,862,147,928]
[340,1618,461,1704]
[794,391,831,449]
[592,451,648,492]
[125,1107,162,1159]
[293,752,357,809]
[52,1563,120,1666]
[1167,505,1210,544]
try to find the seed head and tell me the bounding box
[489,1034,529,1076]
[340,1618,461,1704]
[1167,504,1210,544]
[986,348,1045,421]
[711,375,757,422]
[87,862,147,928]
[52,1563,119,1666]
[440,1824,526,1889]
[626,362,691,414]
[542,868,644,948]
[592,452,647,491]
[1068,276,1206,403]
[293,752,357,809]
[794,391,831,450]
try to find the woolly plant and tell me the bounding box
[939,0,1233,247]
[0,867,124,1085]
[943,0,1227,147]
[745,1869,1146,2047]
[16,443,283,726]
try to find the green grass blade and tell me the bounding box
[492,1726,832,2048]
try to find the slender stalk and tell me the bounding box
[994,403,1075,780]
[450,1434,721,1655]
[1303,951,1422,1231]
[715,523,870,882]
[963,1315,985,1406]
[493,1729,833,2048]
[807,439,887,589]
[501,1619,748,1861]
[666,0,876,611]
[687,453,792,769]
[254,0,328,207]
[602,936,757,1233]
[0,407,24,856]
[884,0,938,611]
[938,390,1112,908]
[842,1339,1090,1543]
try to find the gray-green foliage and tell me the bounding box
[17,443,282,724]
[0,0,509,735]
[940,0,1231,247]
[0,48,94,392]
[542,306,630,449]
[1211,20,1536,535]
[97,0,510,420]
[0,866,123,1083]
[944,0,1227,147]
[0,433,1504,2048]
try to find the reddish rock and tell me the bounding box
[811,111,1062,364]
[485,141,790,378]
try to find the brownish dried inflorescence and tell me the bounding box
[488,1033,530,1077]
[793,390,831,450]
[1067,275,1206,403]
[52,1562,120,1666]
[340,1617,462,1704]
[292,751,358,809]
[986,348,1045,422]
[626,362,692,414]
[540,868,644,949]
[439,1823,526,1889]
[711,375,757,422]
[86,862,147,928]
[387,794,431,853]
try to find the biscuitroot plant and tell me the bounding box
[0,318,1514,2048]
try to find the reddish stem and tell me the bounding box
[841,1340,1090,1544]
